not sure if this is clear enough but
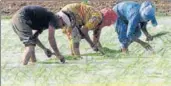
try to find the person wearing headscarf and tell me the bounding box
[56,3,117,58]
[113,1,158,52]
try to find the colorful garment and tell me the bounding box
[61,3,103,30]
[60,3,103,44]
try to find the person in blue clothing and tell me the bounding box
[113,1,158,52]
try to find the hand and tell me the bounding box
[94,43,105,55]
[55,54,65,63]
[91,44,99,51]
[60,57,65,63]
[141,42,153,51]
[146,35,153,41]
[44,48,53,58]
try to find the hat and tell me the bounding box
[56,11,71,27]
[100,8,117,26]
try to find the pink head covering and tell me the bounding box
[100,8,117,26]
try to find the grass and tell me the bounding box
[1,17,171,86]
[1,16,12,19]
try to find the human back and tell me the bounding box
[61,3,102,27]
[114,1,141,21]
[15,5,57,30]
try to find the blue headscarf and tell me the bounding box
[140,1,158,26]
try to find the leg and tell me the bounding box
[69,39,74,56]
[30,46,36,63]
[71,27,82,58]
[12,15,37,65]
[22,45,35,65]
[73,42,82,58]
[115,18,129,52]
[63,27,75,56]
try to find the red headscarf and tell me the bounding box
[100,8,117,26]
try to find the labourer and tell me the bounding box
[56,3,117,58]
[12,5,65,65]
[113,1,158,52]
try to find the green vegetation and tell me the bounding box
[1,17,171,86]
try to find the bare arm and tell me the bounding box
[140,23,153,41]
[32,30,46,50]
[48,25,65,63]
[140,25,150,37]
[32,30,53,57]
[36,38,46,50]
[93,27,102,48]
[48,25,61,57]
[134,38,153,51]
[127,18,152,51]
[80,26,95,48]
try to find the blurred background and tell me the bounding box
[1,0,171,17]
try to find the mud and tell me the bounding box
[1,0,171,16]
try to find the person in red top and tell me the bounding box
[57,5,117,58]
[93,8,118,48]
